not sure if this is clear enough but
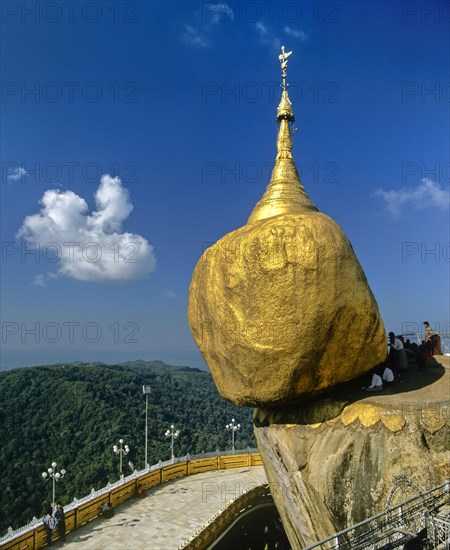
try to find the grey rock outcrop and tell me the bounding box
[254,356,450,548]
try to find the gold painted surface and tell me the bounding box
[247,116,318,223]
[380,413,406,432]
[339,403,405,431]
[188,48,386,406]
[250,49,316,223]
[419,409,447,434]
[304,399,450,433]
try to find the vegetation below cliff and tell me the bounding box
[0,360,255,534]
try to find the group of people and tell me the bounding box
[363,321,438,392]
[43,501,65,546]
[364,364,394,391]
[389,322,440,370]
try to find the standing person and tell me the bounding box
[423,321,434,341]
[54,501,66,542]
[388,332,409,370]
[43,506,58,546]
[423,322,435,355]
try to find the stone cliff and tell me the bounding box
[254,356,450,548]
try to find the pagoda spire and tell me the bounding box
[248,47,317,224]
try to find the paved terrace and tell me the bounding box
[61,466,267,550]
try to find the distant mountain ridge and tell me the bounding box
[117,359,203,372]
[0,358,207,373]
[0,360,254,534]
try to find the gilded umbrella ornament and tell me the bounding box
[188,48,386,407]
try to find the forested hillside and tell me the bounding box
[0,360,255,534]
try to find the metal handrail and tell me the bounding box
[303,480,449,549]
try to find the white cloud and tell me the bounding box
[284,26,308,41]
[205,3,234,24]
[164,290,177,298]
[255,22,266,34]
[374,178,450,217]
[183,24,207,48]
[32,274,46,287]
[255,22,281,51]
[7,166,28,182]
[17,175,156,282]
[183,3,234,48]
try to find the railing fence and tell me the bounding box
[0,448,261,550]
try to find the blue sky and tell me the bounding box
[1,0,449,369]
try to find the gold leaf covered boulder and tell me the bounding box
[188,48,386,407]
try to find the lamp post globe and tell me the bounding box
[226,419,241,451]
[41,461,66,506]
[164,425,180,461]
[113,439,130,478]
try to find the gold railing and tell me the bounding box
[0,450,262,550]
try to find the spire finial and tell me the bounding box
[277,47,295,122]
[278,45,293,92]
[247,46,317,223]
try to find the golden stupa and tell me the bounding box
[188,48,386,407]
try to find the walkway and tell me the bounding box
[61,466,267,549]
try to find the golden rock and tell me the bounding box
[188,50,386,407]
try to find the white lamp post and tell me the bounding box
[226,418,241,451]
[164,425,180,460]
[42,461,66,505]
[142,385,151,469]
[113,439,130,477]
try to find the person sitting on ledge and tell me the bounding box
[382,364,395,386]
[388,332,409,370]
[363,368,383,391]
[405,339,418,354]
[100,501,115,518]
[418,340,428,369]
[137,486,147,498]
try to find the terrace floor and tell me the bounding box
[60,465,267,549]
